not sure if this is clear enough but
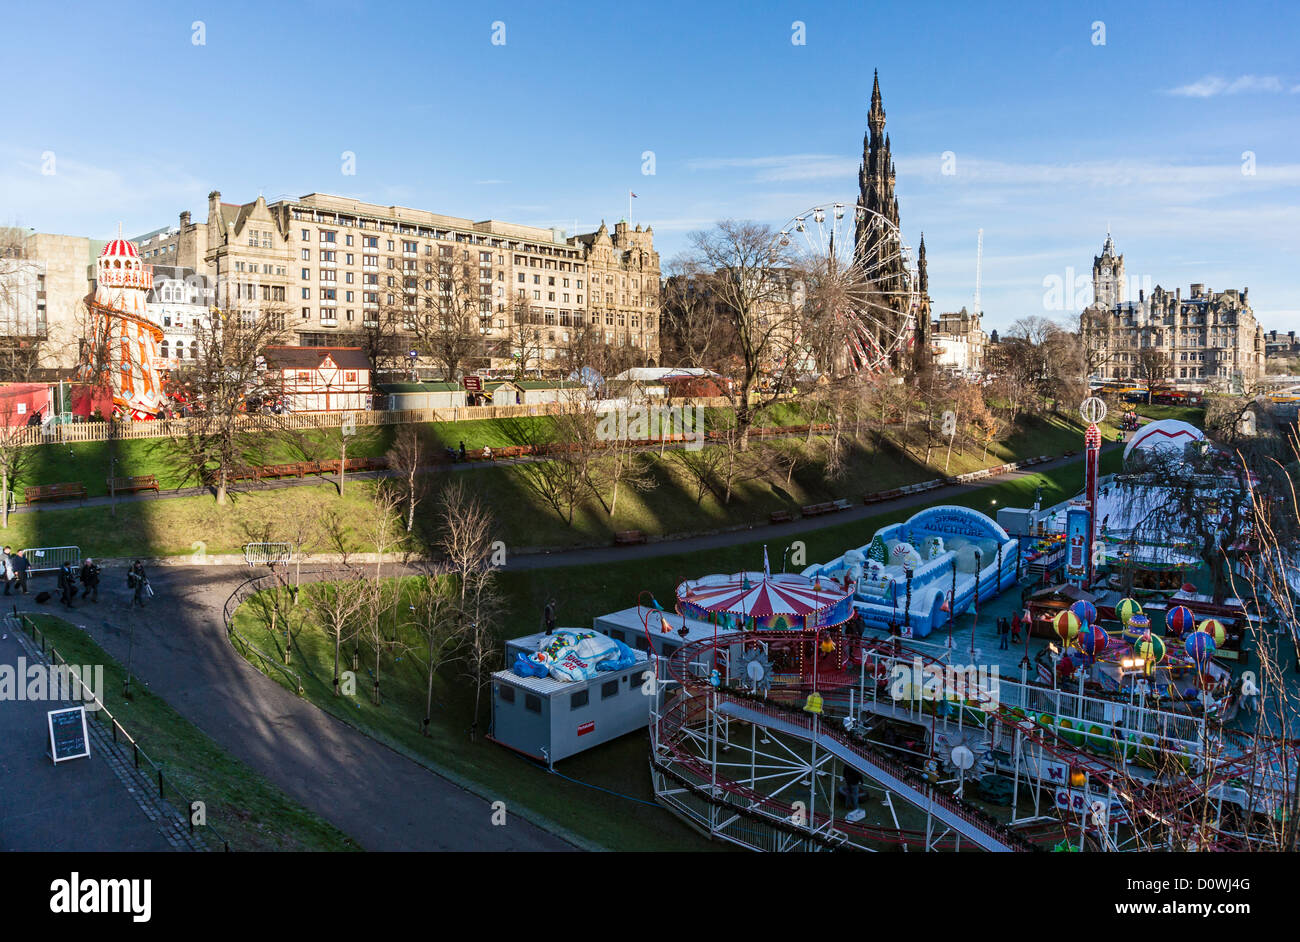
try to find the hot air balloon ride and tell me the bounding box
[1115,597,1143,628]
[1199,618,1227,647]
[1053,609,1082,645]
[1165,605,1196,638]
[1070,599,1098,626]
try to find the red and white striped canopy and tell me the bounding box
[100,238,139,258]
[677,572,850,618]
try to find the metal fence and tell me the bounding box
[20,545,80,574]
[16,613,231,851]
[243,543,295,567]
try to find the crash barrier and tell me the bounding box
[20,545,81,574]
[243,543,295,567]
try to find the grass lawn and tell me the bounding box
[229,585,719,852]
[230,448,1116,851]
[1130,403,1207,427]
[2,481,382,558]
[16,407,811,500]
[20,613,358,852]
[5,411,1098,562]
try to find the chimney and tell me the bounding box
[180,210,191,228]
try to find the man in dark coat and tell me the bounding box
[79,558,101,603]
[57,562,76,608]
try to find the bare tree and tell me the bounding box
[162,306,291,504]
[1135,348,1173,404]
[678,221,801,448]
[659,257,735,368]
[409,248,485,381]
[356,488,408,701]
[405,566,466,736]
[505,294,546,377]
[435,480,504,739]
[385,423,426,533]
[304,573,367,696]
[0,402,32,528]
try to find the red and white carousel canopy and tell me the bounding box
[676,572,851,618]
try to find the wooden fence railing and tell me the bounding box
[4,396,738,448]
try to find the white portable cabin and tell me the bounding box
[489,611,722,765]
[489,630,651,766]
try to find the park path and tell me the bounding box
[8,442,1109,851]
[5,570,572,852]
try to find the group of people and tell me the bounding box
[2,546,30,594]
[0,548,149,608]
[995,612,1026,649]
[444,441,495,463]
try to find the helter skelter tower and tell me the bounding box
[78,235,166,419]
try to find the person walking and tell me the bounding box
[998,616,1009,650]
[128,560,150,608]
[57,561,76,608]
[1010,611,1022,644]
[1,546,13,596]
[458,440,467,462]
[838,763,864,812]
[12,549,29,595]
[79,558,101,603]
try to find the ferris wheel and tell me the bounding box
[775,203,919,375]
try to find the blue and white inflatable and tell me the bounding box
[512,630,637,682]
[802,505,1019,638]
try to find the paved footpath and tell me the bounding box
[0,628,183,851]
[4,573,571,852]
[4,445,1108,851]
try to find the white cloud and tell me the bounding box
[1168,74,1287,97]
[686,154,857,183]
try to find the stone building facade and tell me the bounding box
[931,307,986,374]
[0,231,106,374]
[1081,233,1265,389]
[136,191,660,373]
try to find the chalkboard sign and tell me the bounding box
[48,706,90,763]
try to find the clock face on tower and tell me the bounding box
[1101,265,1112,277]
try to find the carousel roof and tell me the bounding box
[676,571,850,618]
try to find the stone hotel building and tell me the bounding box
[1080,233,1264,389]
[133,191,661,372]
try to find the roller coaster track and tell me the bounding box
[657,629,1297,852]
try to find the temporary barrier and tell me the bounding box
[20,545,81,574]
[243,543,295,567]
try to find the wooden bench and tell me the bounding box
[229,466,259,482]
[259,463,304,480]
[770,509,795,523]
[25,482,88,506]
[107,474,159,496]
[614,530,647,546]
[832,498,853,511]
[800,501,837,517]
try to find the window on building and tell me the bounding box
[499,684,515,704]
[525,694,541,713]
[570,689,589,710]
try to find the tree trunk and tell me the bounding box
[1,468,8,529]
[333,635,342,695]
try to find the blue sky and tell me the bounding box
[3,0,1298,333]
